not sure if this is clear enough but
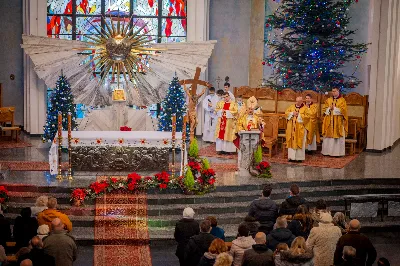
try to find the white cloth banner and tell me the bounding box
[49,131,184,175]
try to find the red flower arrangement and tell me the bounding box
[71,188,87,201]
[0,186,9,206]
[120,126,132,131]
[256,161,272,178]
[90,181,109,194]
[188,161,201,175]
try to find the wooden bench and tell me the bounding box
[0,107,20,142]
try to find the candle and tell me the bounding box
[58,112,62,137]
[67,112,71,137]
[172,115,176,139]
[182,115,187,141]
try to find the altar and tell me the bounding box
[49,131,184,175]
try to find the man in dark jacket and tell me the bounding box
[0,210,11,248]
[242,232,274,266]
[184,219,215,266]
[334,219,377,266]
[279,184,307,216]
[18,236,55,266]
[248,184,278,234]
[266,217,295,250]
[174,207,200,266]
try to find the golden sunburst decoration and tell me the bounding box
[75,12,163,91]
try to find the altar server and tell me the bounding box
[322,88,348,156]
[304,94,320,153]
[224,82,235,101]
[202,87,219,143]
[215,92,238,154]
[285,97,308,161]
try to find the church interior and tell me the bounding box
[0,0,400,265]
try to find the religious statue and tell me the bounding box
[112,88,126,101]
[183,83,207,140]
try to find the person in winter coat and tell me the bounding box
[197,238,228,266]
[206,216,225,241]
[334,219,377,266]
[273,243,289,266]
[277,237,314,266]
[174,207,200,266]
[230,224,256,266]
[37,197,72,232]
[279,184,307,216]
[287,205,313,240]
[306,212,342,266]
[332,212,348,235]
[266,217,296,251]
[248,184,279,234]
[239,216,260,238]
[13,207,39,249]
[184,219,216,266]
[310,199,330,227]
[242,232,274,266]
[336,246,357,266]
[31,196,48,217]
[214,252,234,266]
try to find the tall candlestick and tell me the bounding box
[56,112,63,180]
[171,115,177,177]
[67,112,73,180]
[181,115,187,172]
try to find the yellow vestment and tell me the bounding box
[305,103,321,145]
[285,104,308,149]
[215,101,238,142]
[237,114,262,131]
[322,97,348,138]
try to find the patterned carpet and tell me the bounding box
[0,140,32,149]
[199,144,359,169]
[94,182,151,266]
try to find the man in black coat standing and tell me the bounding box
[279,184,307,216]
[174,207,200,266]
[242,232,274,266]
[266,217,296,251]
[248,184,279,234]
[334,219,377,266]
[184,219,215,266]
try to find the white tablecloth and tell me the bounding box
[49,131,184,175]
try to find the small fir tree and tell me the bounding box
[43,75,77,142]
[264,0,368,93]
[184,167,195,190]
[188,138,199,159]
[158,76,189,137]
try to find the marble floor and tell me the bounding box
[0,134,399,188]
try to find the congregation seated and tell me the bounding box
[207,216,225,241]
[242,232,274,266]
[287,205,313,240]
[37,197,72,233]
[279,184,307,216]
[276,237,314,266]
[238,216,260,238]
[266,217,295,251]
[334,219,377,266]
[332,212,348,235]
[13,208,39,249]
[229,224,255,266]
[198,238,231,266]
[248,184,278,234]
[43,218,77,266]
[0,209,11,248]
[30,196,48,218]
[174,207,200,265]
[184,219,215,266]
[18,236,55,266]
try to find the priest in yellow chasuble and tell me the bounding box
[304,94,320,153]
[237,96,263,131]
[322,88,348,156]
[215,92,238,154]
[285,96,308,161]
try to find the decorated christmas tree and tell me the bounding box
[158,76,188,135]
[42,75,77,142]
[264,0,368,93]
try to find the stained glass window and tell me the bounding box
[47,0,187,41]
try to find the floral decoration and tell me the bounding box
[0,186,9,210]
[120,126,132,131]
[256,161,272,178]
[184,158,216,194]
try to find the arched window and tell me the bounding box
[47,0,187,43]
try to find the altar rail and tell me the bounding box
[234,87,368,151]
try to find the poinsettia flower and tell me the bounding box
[127,183,135,191]
[208,178,215,185]
[110,177,118,183]
[0,198,4,203]
[159,183,167,189]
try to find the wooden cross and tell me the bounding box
[179,67,213,141]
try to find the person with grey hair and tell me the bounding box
[174,207,200,266]
[266,217,295,251]
[184,219,215,266]
[43,218,77,266]
[334,219,377,266]
[31,195,48,217]
[242,232,274,266]
[336,246,357,266]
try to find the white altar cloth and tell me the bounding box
[49,131,183,175]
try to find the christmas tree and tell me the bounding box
[264,0,368,93]
[42,75,77,142]
[158,76,188,135]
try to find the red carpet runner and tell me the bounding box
[94,189,152,266]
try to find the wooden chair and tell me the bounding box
[0,107,21,142]
[344,92,367,152]
[346,119,358,155]
[255,87,277,114]
[261,115,279,157]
